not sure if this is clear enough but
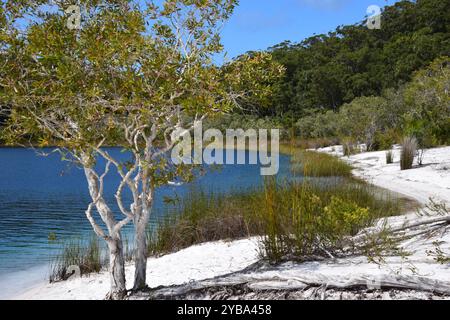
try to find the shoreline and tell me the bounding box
[0,263,50,300]
[12,145,450,300]
[316,145,450,205]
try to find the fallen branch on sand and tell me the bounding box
[133,271,450,300]
[352,200,449,247]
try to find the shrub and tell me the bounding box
[322,196,370,237]
[296,110,338,140]
[259,180,400,262]
[400,136,417,170]
[374,128,401,151]
[337,97,389,151]
[342,138,357,156]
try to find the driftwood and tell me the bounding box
[389,215,450,234]
[131,266,450,300]
[352,213,450,246]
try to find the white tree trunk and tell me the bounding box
[133,216,148,291]
[82,155,129,300]
[107,234,127,300]
[132,164,154,291]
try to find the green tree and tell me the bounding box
[265,0,450,117]
[337,96,388,150]
[0,0,283,299]
[403,56,450,146]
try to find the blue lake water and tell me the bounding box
[0,148,291,298]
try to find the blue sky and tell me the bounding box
[219,0,397,61]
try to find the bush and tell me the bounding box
[374,128,402,151]
[400,136,417,170]
[259,180,400,262]
[322,196,370,237]
[342,138,357,156]
[337,97,389,151]
[404,57,450,146]
[296,110,338,139]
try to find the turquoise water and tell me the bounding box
[0,148,291,298]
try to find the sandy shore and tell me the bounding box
[318,145,450,204]
[13,146,450,300]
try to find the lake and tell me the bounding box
[0,148,291,298]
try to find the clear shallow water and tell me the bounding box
[0,148,291,298]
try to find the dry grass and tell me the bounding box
[386,150,394,164]
[400,136,417,170]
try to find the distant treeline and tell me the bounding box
[243,0,449,118]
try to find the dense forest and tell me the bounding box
[264,0,449,117]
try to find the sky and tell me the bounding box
[219,0,397,61]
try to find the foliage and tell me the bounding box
[322,196,370,237]
[403,56,450,146]
[337,96,388,150]
[203,114,287,138]
[258,179,400,262]
[263,0,450,118]
[295,110,337,139]
[291,56,449,151]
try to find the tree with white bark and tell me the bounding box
[0,0,283,299]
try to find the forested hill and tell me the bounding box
[263,0,450,118]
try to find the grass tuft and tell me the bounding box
[386,150,394,164]
[400,136,417,170]
[49,233,133,282]
[290,151,352,177]
[147,189,260,256]
[50,235,105,282]
[258,178,401,262]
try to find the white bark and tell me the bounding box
[82,153,129,299]
[133,212,150,291]
[107,235,127,300]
